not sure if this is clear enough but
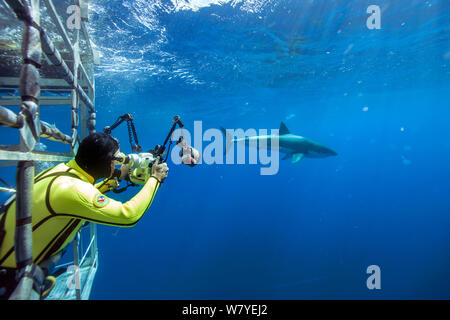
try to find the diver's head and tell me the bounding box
[75,132,120,181]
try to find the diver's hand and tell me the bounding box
[151,157,169,183]
[118,165,130,181]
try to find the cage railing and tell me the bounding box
[0,0,98,300]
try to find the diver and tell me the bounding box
[0,132,169,299]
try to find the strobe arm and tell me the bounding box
[103,114,133,135]
[103,114,142,152]
[155,115,184,158]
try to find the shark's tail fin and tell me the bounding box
[220,127,233,154]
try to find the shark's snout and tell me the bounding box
[328,149,338,156]
[306,146,338,158]
[322,147,338,157]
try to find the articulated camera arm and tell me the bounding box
[103,114,142,152]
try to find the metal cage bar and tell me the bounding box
[1,0,98,300]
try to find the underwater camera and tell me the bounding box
[104,114,199,186]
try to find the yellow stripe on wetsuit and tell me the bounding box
[0,160,160,268]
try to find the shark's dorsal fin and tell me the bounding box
[279,122,290,135]
[292,153,305,164]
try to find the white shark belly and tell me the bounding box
[305,150,327,158]
[279,147,292,154]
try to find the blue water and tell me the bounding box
[1,0,450,299]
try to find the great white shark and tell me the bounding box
[222,122,337,163]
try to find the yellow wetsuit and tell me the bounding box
[0,159,160,268]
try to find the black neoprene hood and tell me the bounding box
[75,132,119,180]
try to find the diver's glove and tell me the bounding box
[118,165,131,182]
[151,157,169,183]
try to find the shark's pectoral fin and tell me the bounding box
[292,153,305,164]
[282,153,291,160]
